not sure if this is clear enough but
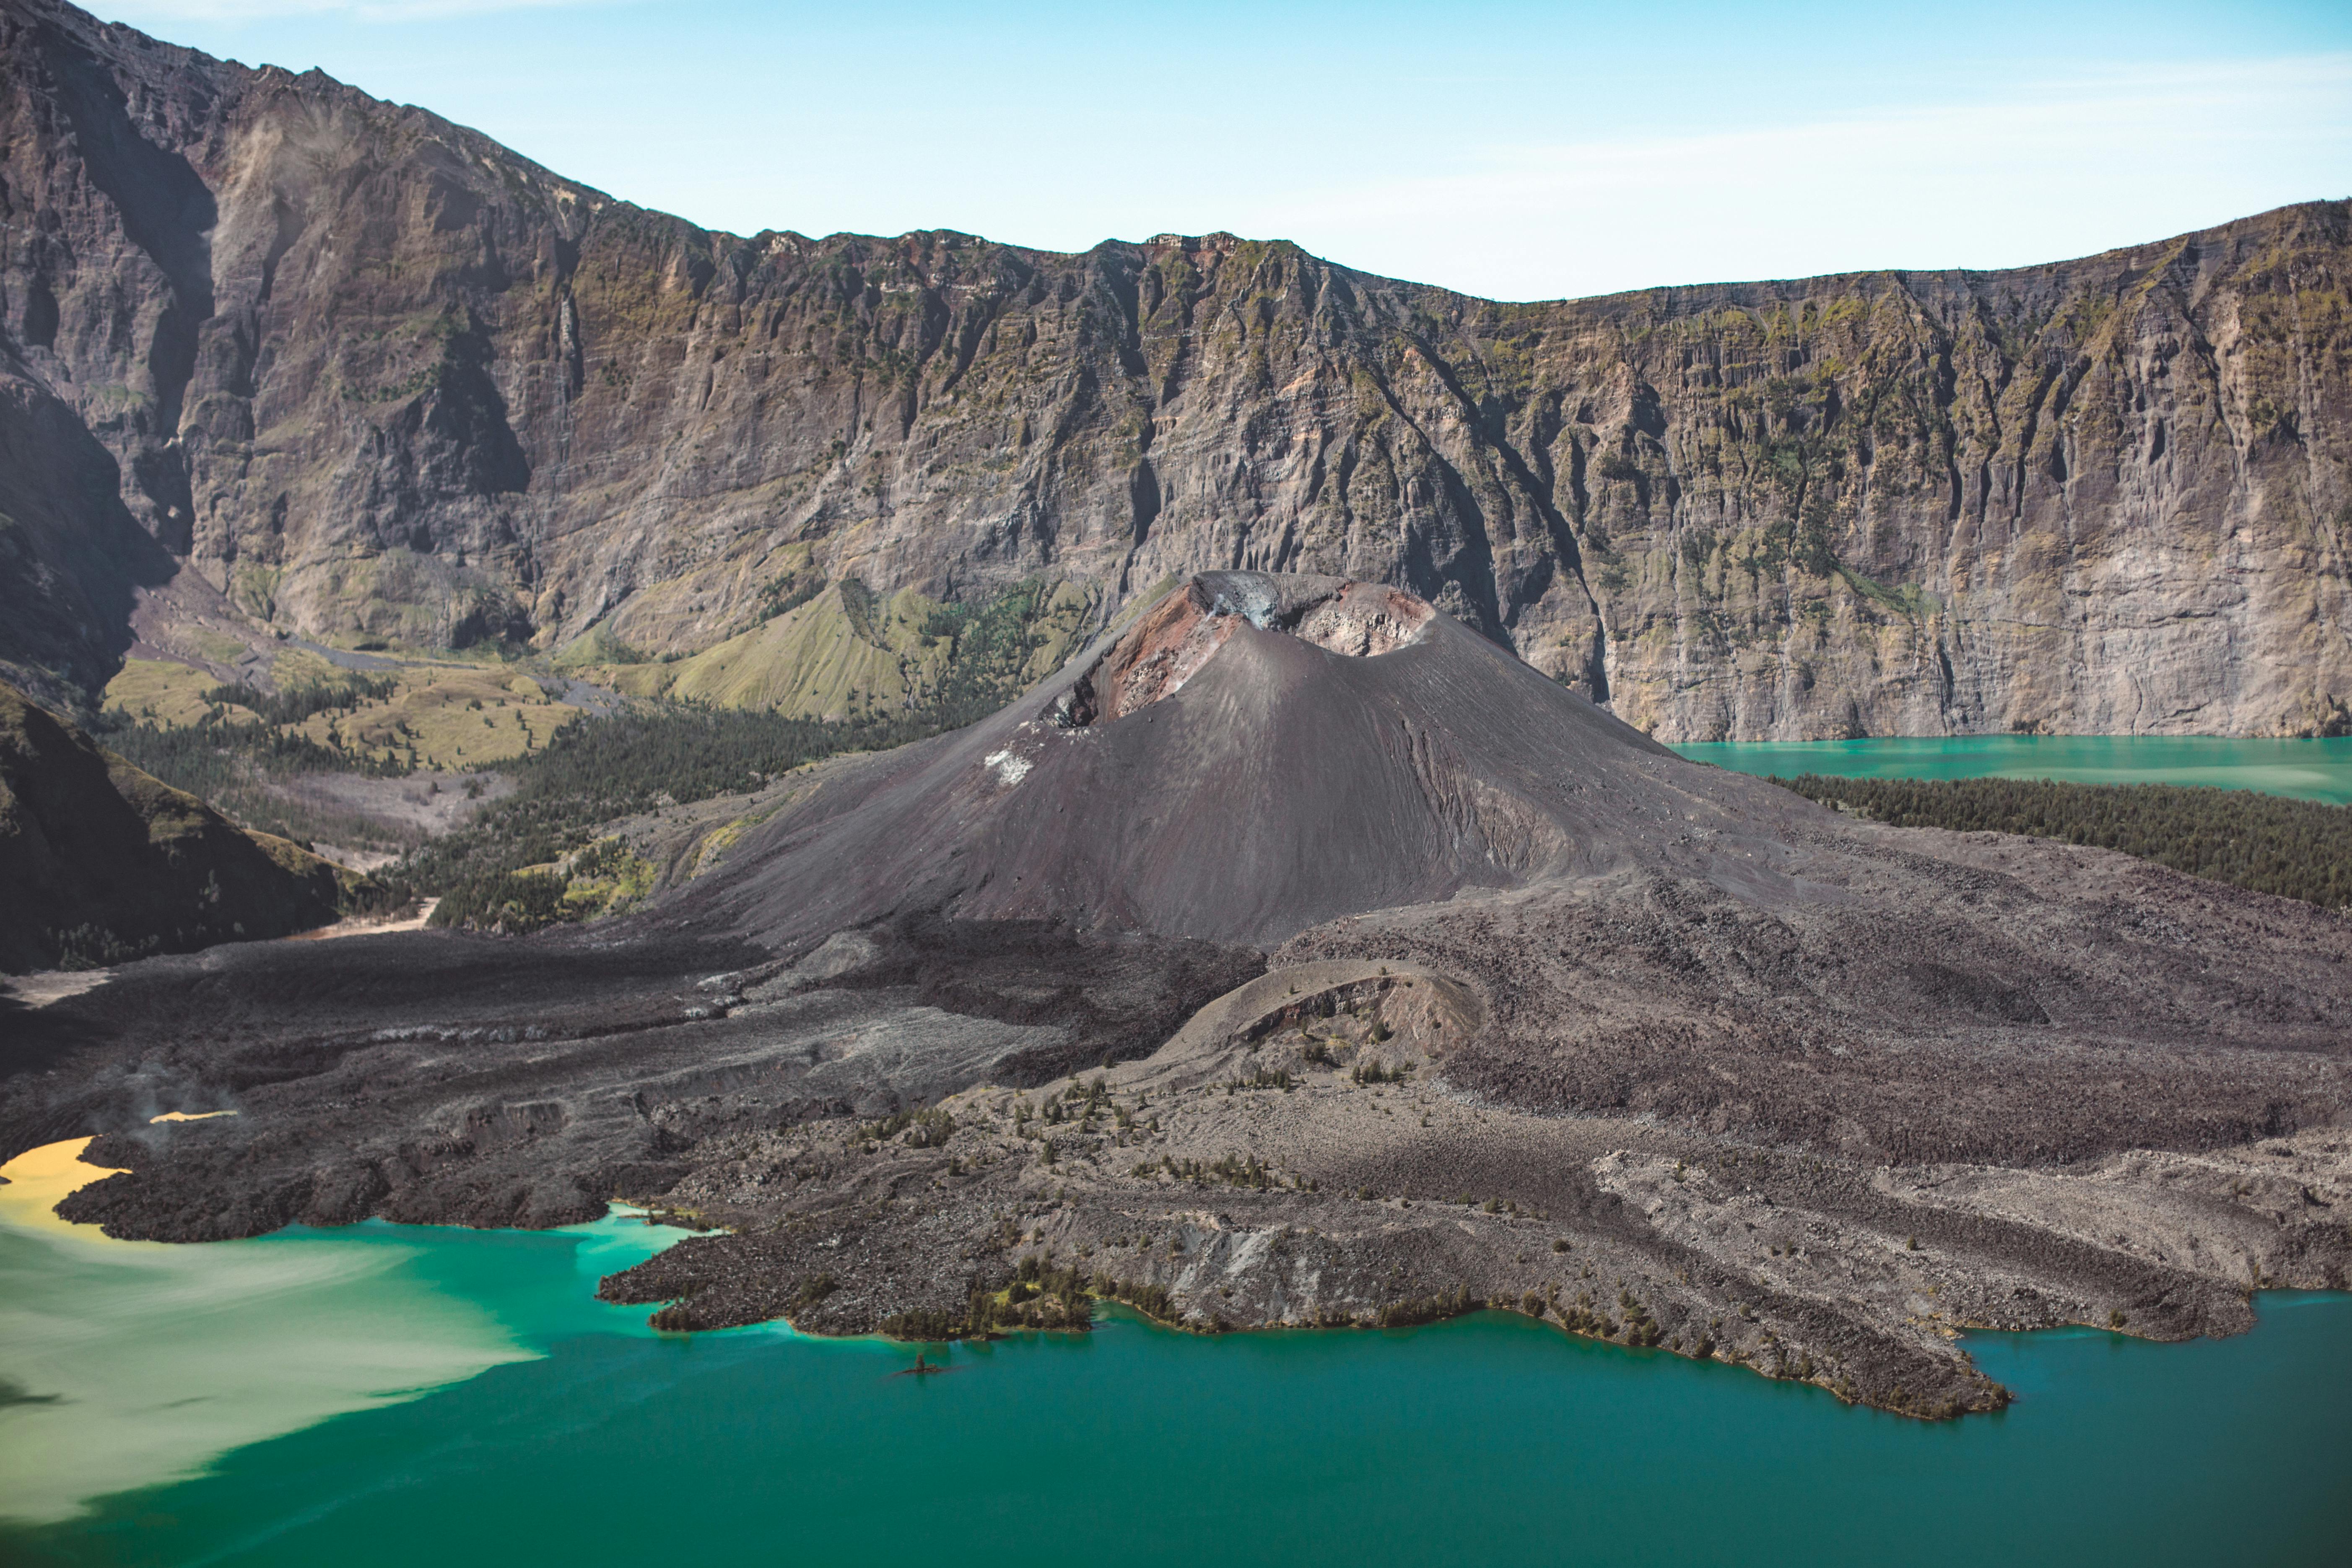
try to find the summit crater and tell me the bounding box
[1053,574,1436,729]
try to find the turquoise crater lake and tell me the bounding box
[4,1241,2347,1568]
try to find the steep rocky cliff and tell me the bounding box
[0,680,351,970]
[3,0,2346,738]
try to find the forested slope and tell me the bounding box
[1773,773,2352,910]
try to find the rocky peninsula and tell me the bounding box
[10,575,2348,1419]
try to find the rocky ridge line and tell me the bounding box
[0,0,2345,737]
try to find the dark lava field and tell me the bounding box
[8,574,2350,1418]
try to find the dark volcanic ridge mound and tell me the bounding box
[667,572,1806,951]
[5,576,2350,1419]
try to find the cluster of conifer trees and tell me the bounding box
[1772,774,2350,910]
[98,677,412,849]
[201,674,399,728]
[877,1251,1101,1340]
[410,705,958,927]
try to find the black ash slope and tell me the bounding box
[668,572,1822,951]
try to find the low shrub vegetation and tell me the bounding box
[1773,774,2352,911]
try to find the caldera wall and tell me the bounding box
[2,0,2347,737]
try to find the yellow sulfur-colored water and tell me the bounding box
[0,1138,131,1241]
[0,1134,534,1526]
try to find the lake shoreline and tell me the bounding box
[8,1274,2346,1568]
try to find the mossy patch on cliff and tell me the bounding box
[587,577,1093,723]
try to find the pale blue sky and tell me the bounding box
[101,1,2352,299]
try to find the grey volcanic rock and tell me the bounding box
[3,0,2348,735]
[667,571,1750,948]
[6,574,2349,1417]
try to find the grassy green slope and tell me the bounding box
[579,577,1095,722]
[408,576,1106,932]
